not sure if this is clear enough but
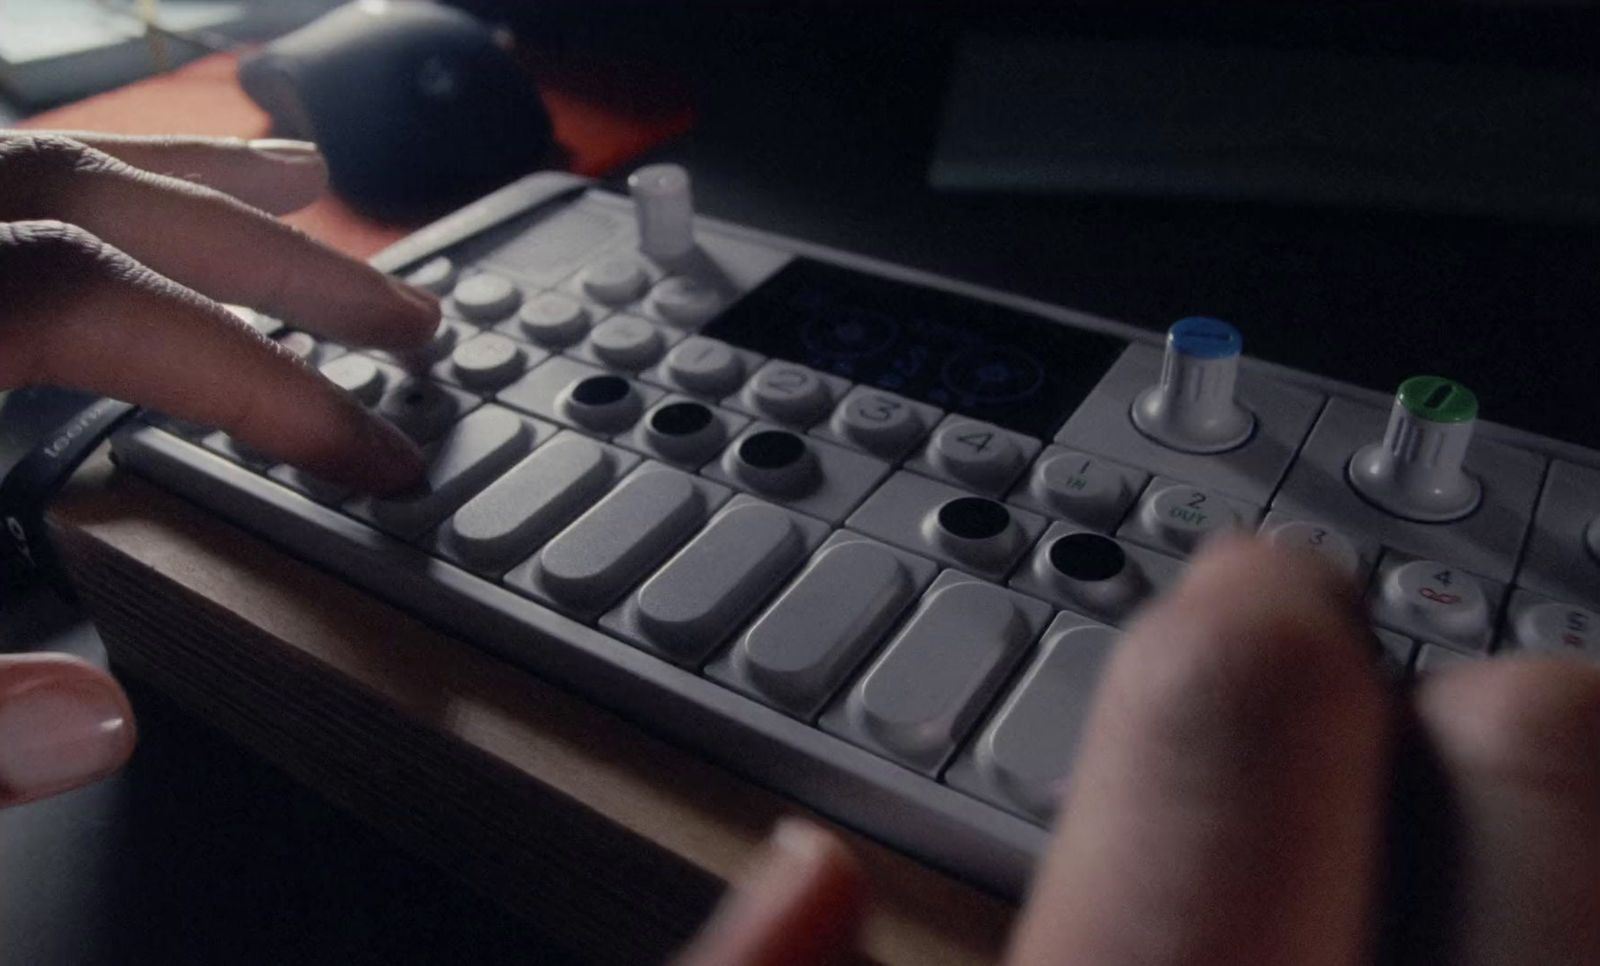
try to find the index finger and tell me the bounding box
[26,130,330,215]
[1008,538,1391,966]
[0,132,438,350]
[0,220,424,494]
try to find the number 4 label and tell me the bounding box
[956,431,993,452]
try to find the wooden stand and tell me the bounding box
[46,452,1014,965]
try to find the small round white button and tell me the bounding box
[1137,484,1240,555]
[588,315,666,370]
[1380,560,1490,644]
[1030,452,1129,526]
[664,337,745,397]
[320,354,385,405]
[927,420,1023,492]
[1265,520,1361,578]
[406,319,460,364]
[276,330,323,364]
[1514,601,1598,658]
[517,292,590,347]
[451,273,522,321]
[648,276,723,326]
[450,333,526,389]
[226,303,279,336]
[745,364,832,426]
[833,390,925,457]
[580,256,649,303]
[406,256,457,295]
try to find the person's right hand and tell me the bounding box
[679,538,1600,965]
[0,130,441,494]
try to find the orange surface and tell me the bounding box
[21,51,694,258]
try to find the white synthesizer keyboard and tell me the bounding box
[112,168,1600,897]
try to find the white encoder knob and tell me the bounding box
[1348,376,1482,523]
[628,163,696,261]
[1131,317,1255,453]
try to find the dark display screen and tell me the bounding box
[705,259,1126,438]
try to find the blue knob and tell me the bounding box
[1169,317,1242,360]
[1132,316,1254,453]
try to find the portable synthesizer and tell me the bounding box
[112,167,1600,896]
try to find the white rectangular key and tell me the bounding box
[507,464,725,618]
[438,432,635,573]
[947,616,1119,823]
[822,574,1050,774]
[607,500,819,664]
[362,406,539,538]
[711,535,934,717]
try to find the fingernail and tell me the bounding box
[247,138,323,163]
[0,679,133,799]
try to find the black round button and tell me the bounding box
[936,496,1012,541]
[738,430,807,470]
[1048,532,1126,582]
[570,374,631,406]
[650,401,715,437]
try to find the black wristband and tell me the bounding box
[1,393,137,589]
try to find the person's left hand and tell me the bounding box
[0,130,444,805]
[0,130,441,494]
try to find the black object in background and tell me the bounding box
[239,1,553,217]
[0,389,135,595]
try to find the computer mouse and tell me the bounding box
[239,0,555,216]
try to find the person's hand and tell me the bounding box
[0,130,443,805]
[679,537,1600,965]
[0,654,135,807]
[0,130,441,495]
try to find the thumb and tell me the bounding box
[675,819,868,966]
[0,653,136,806]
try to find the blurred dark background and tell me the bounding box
[490,1,1600,447]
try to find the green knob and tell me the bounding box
[1397,376,1477,424]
